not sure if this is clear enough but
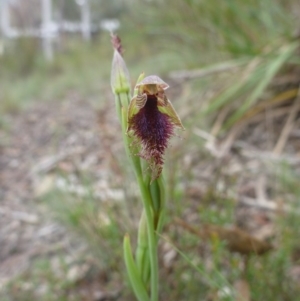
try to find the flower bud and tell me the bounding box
[111,49,131,97]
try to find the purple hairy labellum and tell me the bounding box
[127,75,184,180]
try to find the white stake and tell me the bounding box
[80,0,91,41]
[1,0,11,37]
[41,0,53,61]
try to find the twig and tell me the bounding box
[0,207,39,224]
[255,175,267,204]
[239,196,297,213]
[30,147,84,175]
[210,106,231,137]
[233,140,300,164]
[273,85,300,155]
[194,126,243,158]
[174,217,273,255]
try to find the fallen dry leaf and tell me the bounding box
[175,218,273,255]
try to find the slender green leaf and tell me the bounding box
[124,235,150,301]
[224,42,299,129]
[203,60,266,115]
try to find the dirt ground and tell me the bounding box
[0,92,126,298]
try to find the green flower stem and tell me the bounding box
[149,178,164,234]
[155,176,166,235]
[118,72,145,177]
[121,107,142,176]
[136,174,159,301]
[150,179,160,213]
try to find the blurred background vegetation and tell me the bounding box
[1,0,300,300]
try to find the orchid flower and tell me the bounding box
[127,76,184,180]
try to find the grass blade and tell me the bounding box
[224,42,299,129]
[124,234,151,301]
